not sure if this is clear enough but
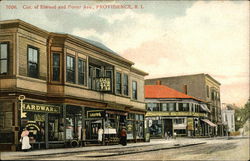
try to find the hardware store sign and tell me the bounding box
[23,103,60,113]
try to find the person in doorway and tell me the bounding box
[120,127,127,146]
[98,126,103,143]
[20,128,31,152]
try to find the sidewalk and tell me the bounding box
[0,138,207,160]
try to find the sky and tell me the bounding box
[0,1,249,107]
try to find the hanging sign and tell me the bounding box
[96,77,111,92]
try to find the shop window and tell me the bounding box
[149,119,162,137]
[136,121,144,139]
[52,53,60,81]
[0,42,8,75]
[126,120,134,140]
[78,59,86,85]
[132,81,138,100]
[174,118,185,124]
[168,103,176,111]
[66,106,82,140]
[28,46,39,78]
[116,72,121,94]
[48,113,64,141]
[147,103,159,111]
[66,55,75,83]
[123,74,128,96]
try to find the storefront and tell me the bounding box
[15,101,145,149]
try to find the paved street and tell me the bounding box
[1,137,249,160]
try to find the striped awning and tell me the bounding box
[201,119,217,127]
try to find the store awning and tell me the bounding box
[200,104,210,113]
[201,119,217,127]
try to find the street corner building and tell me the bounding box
[145,74,224,137]
[0,19,148,151]
[145,83,212,138]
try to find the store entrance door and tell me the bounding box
[85,120,102,140]
[164,119,173,137]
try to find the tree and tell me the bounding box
[235,100,250,131]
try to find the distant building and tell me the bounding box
[145,73,223,136]
[145,84,212,138]
[221,103,235,134]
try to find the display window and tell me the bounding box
[149,119,162,137]
[66,105,82,140]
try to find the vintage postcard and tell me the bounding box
[0,0,249,160]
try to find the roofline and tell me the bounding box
[0,19,50,37]
[146,73,221,85]
[1,19,136,67]
[144,85,207,103]
[205,74,221,85]
[131,67,148,76]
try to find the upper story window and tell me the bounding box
[169,103,176,111]
[116,72,121,94]
[0,43,8,75]
[179,103,189,112]
[147,103,159,111]
[78,59,86,85]
[132,81,137,100]
[28,46,39,78]
[123,74,128,96]
[52,53,60,81]
[66,55,75,83]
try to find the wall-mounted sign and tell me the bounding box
[96,77,111,92]
[87,110,104,118]
[23,103,60,113]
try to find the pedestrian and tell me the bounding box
[120,127,127,146]
[98,126,103,143]
[20,128,31,152]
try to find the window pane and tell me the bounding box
[132,81,137,99]
[78,59,85,85]
[28,47,39,78]
[0,60,7,74]
[116,72,121,94]
[0,44,7,59]
[53,54,60,81]
[123,74,128,95]
[66,56,75,83]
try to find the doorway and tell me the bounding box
[164,119,173,137]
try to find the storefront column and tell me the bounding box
[81,106,86,146]
[62,104,66,147]
[45,113,49,149]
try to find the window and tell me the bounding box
[66,55,75,83]
[28,46,39,78]
[179,103,189,111]
[116,72,121,94]
[174,118,185,124]
[168,103,176,111]
[147,103,159,111]
[161,103,168,111]
[52,53,60,81]
[123,74,128,96]
[132,81,137,100]
[78,59,85,85]
[0,43,8,75]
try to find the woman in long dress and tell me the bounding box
[20,128,31,151]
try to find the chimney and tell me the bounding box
[156,80,161,85]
